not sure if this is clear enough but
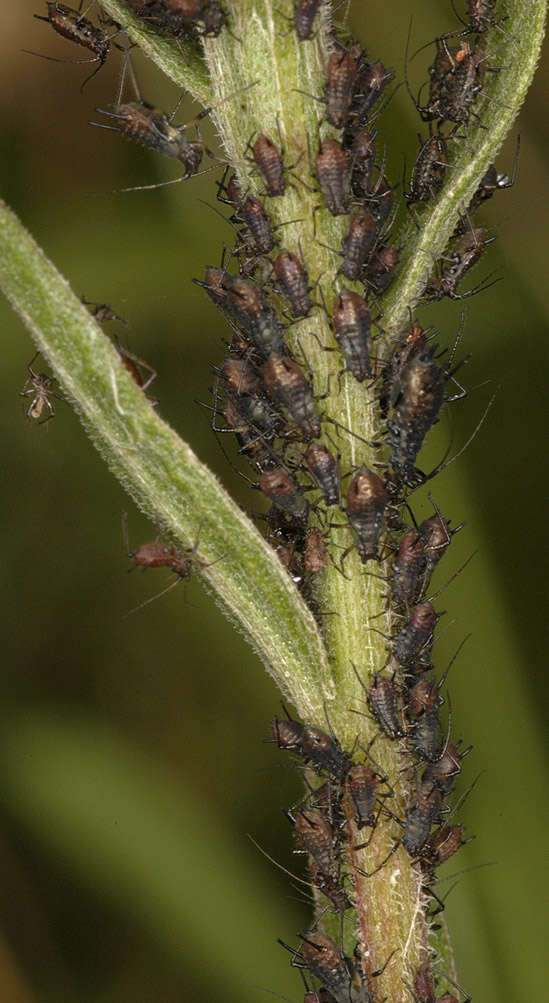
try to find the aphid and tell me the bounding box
[344,763,378,829]
[204,271,284,357]
[304,527,328,576]
[218,359,280,438]
[466,0,498,32]
[386,346,446,485]
[303,992,335,1003]
[408,678,443,761]
[367,175,395,230]
[31,2,112,90]
[368,673,405,739]
[424,41,486,125]
[252,135,286,197]
[271,716,306,750]
[259,468,309,520]
[92,100,205,178]
[365,244,399,295]
[422,741,469,792]
[346,465,390,562]
[19,352,62,423]
[414,962,435,1003]
[82,297,127,325]
[292,809,339,882]
[424,823,465,868]
[348,129,377,199]
[324,48,359,129]
[392,529,427,608]
[380,323,427,418]
[316,138,351,216]
[236,193,276,255]
[394,602,438,667]
[424,228,494,301]
[304,443,340,506]
[419,511,452,579]
[262,355,321,440]
[115,338,157,396]
[348,52,393,129]
[219,398,276,471]
[294,0,322,40]
[401,784,442,857]
[308,859,351,913]
[301,725,352,780]
[341,210,377,281]
[405,135,447,205]
[298,933,354,1002]
[127,0,227,38]
[332,290,372,383]
[274,249,312,318]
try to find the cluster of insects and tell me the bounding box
[21,0,518,999]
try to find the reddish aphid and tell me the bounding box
[332,289,372,383]
[414,962,435,1003]
[115,338,157,398]
[425,823,465,867]
[341,210,377,281]
[304,527,328,576]
[324,48,359,129]
[304,443,340,506]
[252,135,286,196]
[259,467,309,520]
[262,355,321,440]
[394,602,438,667]
[274,249,312,318]
[392,529,427,608]
[368,674,405,739]
[316,138,351,216]
[200,269,284,356]
[346,465,390,562]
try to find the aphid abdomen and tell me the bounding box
[346,466,389,562]
[332,290,372,383]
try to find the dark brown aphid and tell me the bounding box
[33,2,111,88]
[394,602,438,667]
[346,465,390,562]
[324,48,359,129]
[414,962,435,1003]
[294,0,322,39]
[386,346,446,485]
[305,443,340,506]
[424,823,465,867]
[237,194,276,255]
[206,271,284,357]
[259,467,309,520]
[344,763,378,829]
[419,512,452,579]
[422,41,486,125]
[466,0,497,32]
[303,992,335,1003]
[252,135,286,197]
[316,138,351,216]
[408,678,443,761]
[348,52,393,130]
[308,860,351,914]
[92,101,204,178]
[274,249,312,318]
[401,784,442,857]
[220,398,275,472]
[304,527,328,576]
[271,716,306,750]
[127,0,227,38]
[424,228,493,301]
[365,244,399,294]
[298,933,354,1002]
[367,175,395,230]
[392,529,427,608]
[348,129,376,199]
[293,809,339,882]
[218,359,281,441]
[301,725,352,781]
[368,674,405,739]
[19,352,62,424]
[262,355,321,440]
[332,290,372,383]
[380,323,427,418]
[422,741,469,792]
[341,210,377,280]
[406,135,447,205]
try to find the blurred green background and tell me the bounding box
[0,2,548,1001]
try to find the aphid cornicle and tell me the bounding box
[316,138,351,216]
[346,465,390,562]
[304,443,340,506]
[332,289,372,383]
[341,210,377,281]
[392,529,427,608]
[259,468,309,520]
[393,602,437,667]
[252,135,286,196]
[324,48,359,128]
[368,674,405,739]
[262,355,321,440]
[387,346,446,485]
[274,249,312,318]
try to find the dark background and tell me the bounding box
[0,2,548,1001]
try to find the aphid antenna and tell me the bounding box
[422,390,498,485]
[122,576,185,618]
[425,551,477,604]
[429,859,494,887]
[432,967,472,1002]
[246,834,316,895]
